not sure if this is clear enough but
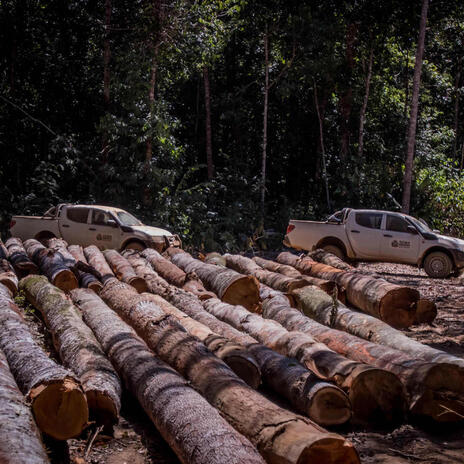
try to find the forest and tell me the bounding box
[1,0,464,250]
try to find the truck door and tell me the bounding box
[348,211,384,258]
[89,209,121,250]
[60,207,92,246]
[380,214,420,264]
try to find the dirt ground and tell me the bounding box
[21,262,464,464]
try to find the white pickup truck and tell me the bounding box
[284,208,464,278]
[9,204,181,251]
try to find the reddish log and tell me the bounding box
[103,249,148,292]
[84,245,115,282]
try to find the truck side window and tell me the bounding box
[66,208,90,223]
[386,215,409,233]
[92,210,112,226]
[355,212,383,229]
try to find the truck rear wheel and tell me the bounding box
[322,244,345,261]
[124,241,146,252]
[423,251,453,278]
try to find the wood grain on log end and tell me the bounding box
[414,299,437,324]
[87,280,103,294]
[85,389,120,425]
[182,280,216,300]
[348,367,406,425]
[53,269,79,292]
[127,276,148,293]
[29,376,88,440]
[222,275,260,311]
[379,287,419,328]
[307,384,352,426]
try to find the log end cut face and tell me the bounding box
[221,353,261,390]
[53,270,79,292]
[86,389,119,426]
[128,276,149,294]
[30,377,88,440]
[348,368,406,425]
[379,287,419,329]
[308,385,352,426]
[221,275,260,312]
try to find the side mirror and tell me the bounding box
[106,219,118,228]
[407,225,418,235]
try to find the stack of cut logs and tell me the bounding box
[0,236,463,464]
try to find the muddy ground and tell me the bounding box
[21,262,464,464]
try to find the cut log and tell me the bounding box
[20,275,121,425]
[98,278,359,464]
[84,245,115,283]
[5,237,39,277]
[289,284,464,369]
[140,248,187,286]
[259,284,296,307]
[24,239,78,292]
[127,254,351,425]
[181,278,216,300]
[277,252,419,328]
[265,288,464,422]
[415,299,437,324]
[308,249,354,271]
[0,283,88,440]
[45,239,102,293]
[203,251,227,266]
[103,249,148,292]
[0,258,18,296]
[0,239,8,259]
[71,288,265,464]
[170,251,261,312]
[202,298,406,425]
[0,348,50,464]
[252,255,341,298]
[224,253,309,293]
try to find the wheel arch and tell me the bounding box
[419,246,455,268]
[315,236,348,257]
[34,230,56,243]
[121,237,147,250]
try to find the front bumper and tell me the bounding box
[450,248,464,269]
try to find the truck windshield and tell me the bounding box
[116,211,142,226]
[406,216,432,234]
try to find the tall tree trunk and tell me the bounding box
[339,23,357,160]
[102,0,111,164]
[314,83,330,209]
[358,43,374,158]
[401,0,429,213]
[453,58,462,158]
[260,25,269,227]
[203,66,215,179]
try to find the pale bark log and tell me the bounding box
[0,348,49,464]
[202,297,406,425]
[20,275,121,425]
[289,284,464,369]
[277,252,419,328]
[84,245,114,282]
[71,288,265,464]
[224,254,308,293]
[46,239,102,293]
[0,283,88,440]
[308,249,354,272]
[402,0,429,213]
[24,239,78,292]
[170,251,260,312]
[203,251,227,266]
[265,288,464,422]
[103,249,148,292]
[127,254,350,426]
[99,279,359,464]
[5,237,39,277]
[0,258,18,296]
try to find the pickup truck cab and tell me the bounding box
[10,204,181,251]
[284,208,464,278]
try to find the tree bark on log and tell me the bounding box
[252,255,339,298]
[84,245,115,283]
[0,283,88,440]
[202,298,406,425]
[224,253,308,293]
[24,239,78,292]
[0,239,8,260]
[20,275,121,425]
[277,252,419,328]
[45,239,102,293]
[5,237,39,277]
[125,256,351,425]
[289,284,464,369]
[0,348,50,464]
[170,251,261,312]
[98,279,359,464]
[0,258,18,296]
[71,288,265,464]
[68,244,105,291]
[265,288,464,422]
[136,248,215,299]
[308,249,354,272]
[103,249,148,292]
[126,254,350,425]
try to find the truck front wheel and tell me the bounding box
[423,251,453,278]
[124,241,146,252]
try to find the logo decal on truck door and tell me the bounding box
[96,233,112,242]
[391,240,410,248]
